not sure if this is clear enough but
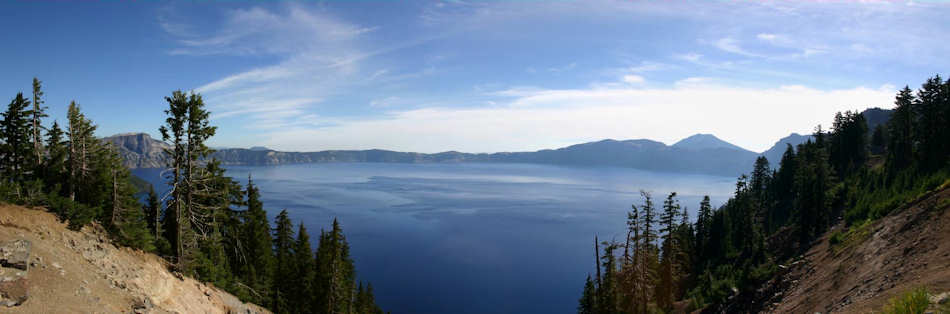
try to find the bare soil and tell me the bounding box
[0,204,269,314]
[766,186,950,313]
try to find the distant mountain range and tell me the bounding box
[104,108,891,177]
[104,133,765,177]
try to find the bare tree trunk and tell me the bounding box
[33,115,40,167]
[594,236,601,286]
[81,136,86,185]
[68,130,76,201]
[175,164,183,269]
[32,90,41,167]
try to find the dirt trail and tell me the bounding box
[766,186,950,313]
[0,204,269,314]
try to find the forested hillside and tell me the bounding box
[0,79,384,313]
[578,75,950,313]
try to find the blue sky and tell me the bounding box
[1,0,947,153]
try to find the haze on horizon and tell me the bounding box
[1,0,946,153]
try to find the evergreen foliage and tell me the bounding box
[31,77,47,169]
[272,210,295,313]
[315,219,358,313]
[0,81,384,313]
[1,93,34,182]
[579,75,950,312]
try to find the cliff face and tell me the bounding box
[102,133,170,169]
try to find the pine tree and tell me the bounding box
[43,121,68,192]
[675,204,694,299]
[144,186,161,240]
[829,110,868,177]
[271,210,294,313]
[159,90,217,270]
[793,139,835,245]
[597,241,620,314]
[99,146,153,250]
[633,190,657,313]
[870,124,887,155]
[292,223,315,311]
[354,281,383,314]
[1,93,34,183]
[577,274,595,314]
[61,101,102,226]
[887,86,916,172]
[657,192,680,310]
[694,195,712,265]
[362,283,384,314]
[160,91,187,267]
[769,144,797,233]
[66,101,98,202]
[315,219,356,314]
[913,75,947,170]
[31,78,48,168]
[188,159,237,285]
[242,176,274,305]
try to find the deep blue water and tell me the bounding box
[133,163,735,314]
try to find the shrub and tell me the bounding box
[829,230,844,246]
[882,287,929,314]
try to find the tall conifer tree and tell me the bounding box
[31,78,47,168]
[1,93,34,183]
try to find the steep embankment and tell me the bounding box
[755,185,950,313]
[0,204,268,313]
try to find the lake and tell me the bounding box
[133,162,737,314]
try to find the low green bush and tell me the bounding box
[882,287,929,314]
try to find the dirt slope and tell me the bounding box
[764,185,950,313]
[0,204,269,314]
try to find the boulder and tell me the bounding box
[0,277,28,306]
[0,240,30,271]
[0,239,30,307]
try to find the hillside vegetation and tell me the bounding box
[577,74,950,313]
[0,79,384,313]
[765,184,950,313]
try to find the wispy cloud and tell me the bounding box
[715,38,762,58]
[756,33,777,41]
[161,4,435,134]
[622,75,645,84]
[165,5,374,56]
[156,0,948,152]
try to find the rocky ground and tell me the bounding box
[0,204,269,314]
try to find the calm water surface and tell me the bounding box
[134,163,735,314]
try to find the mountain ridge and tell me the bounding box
[672,133,752,152]
[105,106,893,177]
[104,133,762,177]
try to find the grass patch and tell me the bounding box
[845,169,950,224]
[830,219,873,254]
[882,287,929,314]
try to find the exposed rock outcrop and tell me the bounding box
[103,133,170,169]
[0,204,269,313]
[0,239,30,307]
